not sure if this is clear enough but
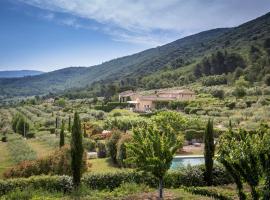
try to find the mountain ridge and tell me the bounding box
[1,12,270,97]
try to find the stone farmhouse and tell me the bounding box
[119,89,195,112]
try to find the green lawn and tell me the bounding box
[88,158,131,173]
[0,142,13,177]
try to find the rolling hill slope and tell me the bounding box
[1,12,270,97]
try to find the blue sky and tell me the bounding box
[1,0,270,72]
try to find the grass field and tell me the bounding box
[89,158,130,173]
[0,142,13,177]
[26,139,55,158]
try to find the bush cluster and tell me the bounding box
[3,146,87,178]
[201,75,227,86]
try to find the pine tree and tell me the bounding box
[59,120,65,147]
[204,119,215,186]
[71,112,84,188]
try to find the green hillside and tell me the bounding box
[1,12,270,97]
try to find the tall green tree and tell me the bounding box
[68,115,71,132]
[218,128,264,200]
[59,120,65,147]
[55,117,58,129]
[127,123,183,199]
[204,119,215,186]
[70,112,84,188]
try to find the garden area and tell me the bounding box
[0,81,270,199]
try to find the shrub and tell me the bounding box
[233,87,246,98]
[184,129,204,142]
[83,138,96,152]
[3,145,87,178]
[26,132,35,139]
[210,89,224,99]
[201,75,227,86]
[94,102,128,112]
[106,130,122,163]
[225,101,236,109]
[116,134,133,167]
[82,165,232,190]
[184,187,233,200]
[96,142,107,158]
[169,101,189,110]
[0,175,73,196]
[264,74,270,86]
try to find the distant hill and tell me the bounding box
[0,70,43,78]
[0,12,270,97]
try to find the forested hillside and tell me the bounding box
[1,12,270,97]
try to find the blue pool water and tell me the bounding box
[170,156,204,169]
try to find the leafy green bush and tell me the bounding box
[26,132,35,139]
[94,102,128,112]
[0,175,73,196]
[201,74,227,86]
[169,101,189,110]
[210,89,224,99]
[96,142,107,158]
[83,138,96,152]
[116,134,133,167]
[106,130,122,163]
[184,187,233,200]
[185,129,204,142]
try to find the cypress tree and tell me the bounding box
[55,117,58,129]
[68,115,71,132]
[71,112,84,188]
[204,118,215,186]
[59,120,65,147]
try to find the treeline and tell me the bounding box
[193,51,246,77]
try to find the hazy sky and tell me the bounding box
[1,0,270,72]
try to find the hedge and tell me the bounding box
[0,165,233,195]
[183,187,233,200]
[94,102,129,112]
[0,176,73,195]
[82,165,233,190]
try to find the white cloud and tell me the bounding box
[20,0,270,46]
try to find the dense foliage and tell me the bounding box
[70,112,84,188]
[127,121,183,198]
[218,125,270,200]
[3,146,87,178]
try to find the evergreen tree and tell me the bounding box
[59,120,65,147]
[204,119,215,186]
[71,112,84,188]
[55,117,58,129]
[68,115,71,132]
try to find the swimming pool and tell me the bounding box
[170,155,204,169]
